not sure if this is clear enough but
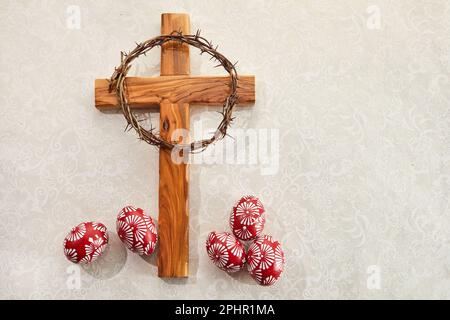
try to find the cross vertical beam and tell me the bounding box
[158,13,190,277]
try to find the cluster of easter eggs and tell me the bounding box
[63,196,285,286]
[63,206,157,263]
[206,195,285,286]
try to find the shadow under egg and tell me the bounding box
[81,232,128,279]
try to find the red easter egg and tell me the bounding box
[247,235,285,286]
[230,195,265,241]
[63,221,109,264]
[116,206,157,256]
[206,231,246,273]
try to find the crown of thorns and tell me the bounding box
[108,31,239,152]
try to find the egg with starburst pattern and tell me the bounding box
[63,221,109,264]
[230,195,266,241]
[205,231,246,273]
[246,235,285,286]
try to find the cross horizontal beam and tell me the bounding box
[95,75,255,110]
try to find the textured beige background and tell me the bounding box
[1,0,450,299]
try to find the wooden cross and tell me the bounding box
[94,13,255,278]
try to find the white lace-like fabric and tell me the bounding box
[1,0,450,299]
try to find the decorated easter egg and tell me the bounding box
[116,205,157,255]
[206,231,246,273]
[247,235,285,286]
[230,195,265,241]
[63,221,109,264]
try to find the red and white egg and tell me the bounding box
[230,195,265,241]
[116,205,158,256]
[63,221,109,264]
[246,235,285,286]
[206,231,246,273]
